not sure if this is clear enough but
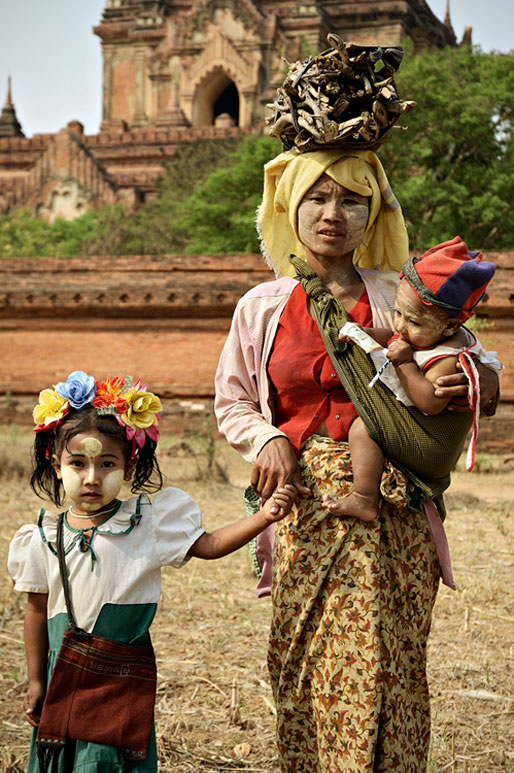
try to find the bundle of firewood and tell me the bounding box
[267,34,416,152]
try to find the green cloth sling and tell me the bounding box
[292,255,472,514]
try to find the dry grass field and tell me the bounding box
[0,424,512,772]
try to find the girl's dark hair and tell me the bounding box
[31,405,163,506]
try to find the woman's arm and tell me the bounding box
[188,485,296,560]
[214,297,288,462]
[23,592,48,727]
[215,292,310,503]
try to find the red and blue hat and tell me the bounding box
[401,236,496,322]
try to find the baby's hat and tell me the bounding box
[401,236,496,321]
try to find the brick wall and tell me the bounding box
[0,251,512,453]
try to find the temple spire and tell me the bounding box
[0,77,25,137]
[444,0,452,27]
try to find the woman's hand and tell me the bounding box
[23,682,45,727]
[251,437,311,503]
[434,360,500,414]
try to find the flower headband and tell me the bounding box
[33,371,162,450]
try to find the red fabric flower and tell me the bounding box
[92,377,128,413]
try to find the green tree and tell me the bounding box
[81,137,243,256]
[382,44,514,250]
[4,45,512,258]
[0,208,98,258]
[179,134,280,254]
[145,136,245,254]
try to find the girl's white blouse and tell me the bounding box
[7,488,205,632]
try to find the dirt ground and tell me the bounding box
[0,425,512,772]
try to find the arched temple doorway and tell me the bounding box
[193,69,240,127]
[213,82,239,125]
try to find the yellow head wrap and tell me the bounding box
[257,148,409,277]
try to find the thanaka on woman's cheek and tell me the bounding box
[297,175,369,262]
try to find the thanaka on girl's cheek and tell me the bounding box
[53,430,127,514]
[60,466,125,512]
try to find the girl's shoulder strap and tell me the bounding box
[136,493,148,511]
[132,493,149,519]
[37,508,60,556]
[37,508,46,530]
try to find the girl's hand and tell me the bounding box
[387,339,414,366]
[262,484,297,523]
[24,682,45,727]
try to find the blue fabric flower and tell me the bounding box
[55,371,96,409]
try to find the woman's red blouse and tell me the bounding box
[267,283,373,454]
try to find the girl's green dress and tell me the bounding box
[8,489,205,772]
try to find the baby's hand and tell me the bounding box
[262,484,297,522]
[24,682,44,727]
[387,339,414,366]
[338,326,361,345]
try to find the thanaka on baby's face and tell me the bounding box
[52,429,128,515]
[393,279,461,349]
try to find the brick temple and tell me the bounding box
[4,1,510,455]
[0,0,465,220]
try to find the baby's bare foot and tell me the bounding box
[323,492,378,522]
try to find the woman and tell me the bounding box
[214,148,497,772]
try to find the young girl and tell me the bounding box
[8,371,295,773]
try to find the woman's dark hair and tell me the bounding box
[31,405,163,506]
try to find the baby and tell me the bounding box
[324,236,501,521]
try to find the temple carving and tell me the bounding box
[0,0,464,220]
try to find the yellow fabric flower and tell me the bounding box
[33,389,69,426]
[120,389,162,430]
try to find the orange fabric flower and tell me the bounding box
[92,377,128,413]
